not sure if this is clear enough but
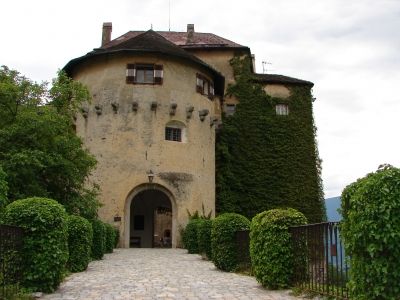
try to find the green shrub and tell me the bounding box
[341,165,400,299]
[114,227,119,248]
[91,219,106,260]
[67,215,93,272]
[250,208,307,289]
[211,213,250,271]
[183,219,202,254]
[197,218,212,259]
[3,197,68,292]
[104,223,116,253]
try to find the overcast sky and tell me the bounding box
[2,0,399,198]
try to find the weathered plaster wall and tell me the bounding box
[263,84,291,98]
[72,53,217,247]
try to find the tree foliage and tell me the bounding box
[216,56,325,223]
[0,66,99,219]
[341,164,400,299]
[0,165,8,210]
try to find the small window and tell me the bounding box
[196,74,214,99]
[165,127,182,142]
[225,104,236,116]
[126,64,163,85]
[275,104,289,115]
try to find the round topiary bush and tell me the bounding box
[341,165,400,299]
[211,213,250,271]
[104,223,116,253]
[67,215,93,272]
[197,218,212,259]
[183,219,202,254]
[3,197,68,292]
[250,208,307,289]
[91,219,106,260]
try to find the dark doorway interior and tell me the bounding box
[130,190,172,248]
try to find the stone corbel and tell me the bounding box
[151,101,158,111]
[95,105,102,115]
[210,117,219,127]
[81,107,89,118]
[132,101,139,112]
[186,106,194,119]
[199,109,209,122]
[169,103,177,116]
[111,102,119,113]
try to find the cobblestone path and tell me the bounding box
[42,248,301,300]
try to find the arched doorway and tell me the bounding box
[129,189,172,248]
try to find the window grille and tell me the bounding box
[165,127,182,142]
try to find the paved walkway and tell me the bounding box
[42,248,301,300]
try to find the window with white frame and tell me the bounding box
[165,127,181,142]
[126,64,163,85]
[275,104,289,115]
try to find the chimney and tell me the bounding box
[101,22,112,47]
[251,54,256,73]
[187,24,194,44]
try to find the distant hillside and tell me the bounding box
[325,196,342,221]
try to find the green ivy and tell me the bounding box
[211,213,250,272]
[67,215,93,272]
[183,219,202,254]
[250,208,307,289]
[104,223,116,254]
[216,56,325,223]
[91,219,106,260]
[341,165,400,299]
[3,197,68,292]
[197,218,213,259]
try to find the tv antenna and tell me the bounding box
[262,61,272,74]
[169,0,171,31]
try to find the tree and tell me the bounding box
[0,66,99,219]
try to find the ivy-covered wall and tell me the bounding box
[216,56,325,223]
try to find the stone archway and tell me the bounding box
[124,184,176,248]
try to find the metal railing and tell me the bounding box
[290,222,349,299]
[0,225,24,300]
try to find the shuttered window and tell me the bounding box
[196,73,214,99]
[275,104,289,115]
[126,64,163,85]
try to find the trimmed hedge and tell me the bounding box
[183,219,202,254]
[3,197,68,292]
[250,208,307,289]
[104,223,116,253]
[197,218,212,259]
[341,165,400,299]
[67,215,93,272]
[211,213,250,271]
[91,219,106,260]
[114,227,119,248]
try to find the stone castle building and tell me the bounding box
[64,23,313,248]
